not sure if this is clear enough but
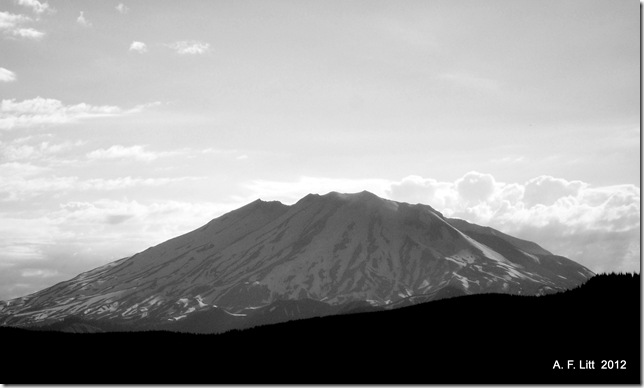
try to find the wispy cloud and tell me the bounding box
[16,0,53,16]
[491,155,526,164]
[115,3,129,14]
[76,11,91,27]
[0,12,30,29]
[129,41,147,53]
[87,145,176,162]
[0,138,84,162]
[0,164,202,201]
[0,11,45,40]
[0,198,238,299]
[78,176,201,191]
[167,40,210,55]
[21,268,59,278]
[0,67,16,82]
[11,27,44,39]
[0,97,156,130]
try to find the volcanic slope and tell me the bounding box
[0,191,593,327]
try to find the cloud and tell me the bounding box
[455,171,496,203]
[87,145,161,162]
[76,11,91,27]
[0,11,45,40]
[392,174,639,274]
[16,0,52,15]
[0,67,16,82]
[0,164,74,201]
[80,176,200,191]
[105,214,134,225]
[86,144,183,163]
[129,41,147,53]
[200,148,239,156]
[0,138,84,162]
[0,198,241,299]
[0,160,49,177]
[0,12,30,29]
[53,199,232,232]
[0,161,202,201]
[491,155,525,164]
[115,3,129,14]
[167,40,210,55]
[0,97,154,130]
[388,175,440,205]
[522,176,586,206]
[21,268,59,278]
[11,27,44,39]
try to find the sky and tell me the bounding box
[0,0,639,300]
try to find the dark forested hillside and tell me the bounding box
[1,273,639,384]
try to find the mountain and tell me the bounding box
[0,191,593,330]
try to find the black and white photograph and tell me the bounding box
[0,0,640,384]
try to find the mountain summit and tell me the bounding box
[0,191,593,329]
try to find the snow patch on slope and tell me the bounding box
[462,234,511,264]
[453,274,470,290]
[195,295,207,308]
[444,250,478,267]
[522,250,541,263]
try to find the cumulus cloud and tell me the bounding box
[0,67,16,82]
[76,11,91,27]
[0,97,155,130]
[115,3,129,14]
[129,41,147,53]
[455,171,496,203]
[16,0,53,15]
[522,175,586,206]
[388,175,440,205]
[167,40,210,55]
[0,11,45,40]
[388,173,639,274]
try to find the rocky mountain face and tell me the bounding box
[0,191,594,330]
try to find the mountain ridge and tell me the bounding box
[0,191,593,330]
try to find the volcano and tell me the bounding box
[0,191,593,331]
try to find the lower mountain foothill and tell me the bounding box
[1,272,639,384]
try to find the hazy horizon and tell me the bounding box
[0,0,639,300]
